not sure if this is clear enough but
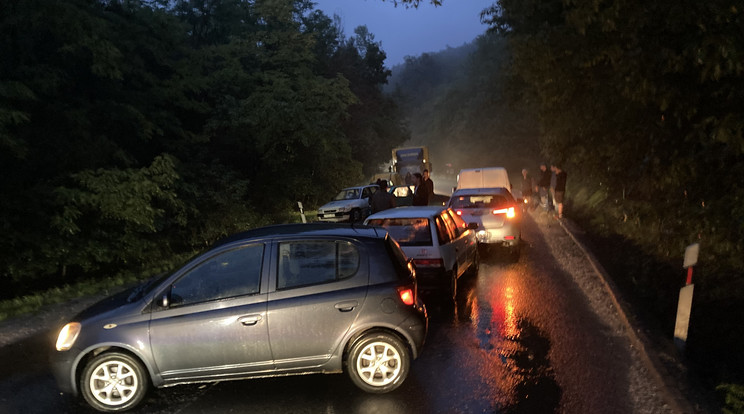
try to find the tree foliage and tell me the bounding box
[0,0,407,298]
[485,0,744,385]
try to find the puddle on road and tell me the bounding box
[454,273,563,413]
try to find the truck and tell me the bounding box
[391,146,431,183]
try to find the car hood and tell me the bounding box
[73,284,142,323]
[320,200,359,209]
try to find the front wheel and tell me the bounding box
[80,352,149,412]
[347,332,410,393]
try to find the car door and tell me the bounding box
[433,214,458,274]
[444,209,474,273]
[267,239,368,369]
[149,243,273,381]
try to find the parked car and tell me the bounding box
[448,187,522,258]
[51,223,427,412]
[317,185,378,222]
[364,207,478,303]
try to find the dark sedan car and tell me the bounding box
[52,223,427,412]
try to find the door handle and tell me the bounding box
[238,315,262,326]
[334,301,358,312]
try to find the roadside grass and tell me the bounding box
[0,273,140,321]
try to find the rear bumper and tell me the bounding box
[474,227,520,246]
[415,267,450,291]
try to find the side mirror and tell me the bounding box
[158,294,169,308]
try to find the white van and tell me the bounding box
[456,167,511,190]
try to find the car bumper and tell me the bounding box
[415,267,450,291]
[317,213,351,222]
[50,348,80,395]
[474,226,520,246]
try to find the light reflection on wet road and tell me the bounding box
[0,213,640,414]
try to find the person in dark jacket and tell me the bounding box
[537,163,552,209]
[422,169,434,204]
[370,180,396,213]
[412,173,430,206]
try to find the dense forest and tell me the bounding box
[0,0,409,298]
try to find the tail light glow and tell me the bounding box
[413,258,444,268]
[493,207,516,219]
[455,210,463,216]
[398,287,415,306]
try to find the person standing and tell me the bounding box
[422,169,434,205]
[554,166,567,219]
[370,180,396,213]
[537,164,551,209]
[412,173,430,206]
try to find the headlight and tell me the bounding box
[337,206,350,213]
[55,322,81,351]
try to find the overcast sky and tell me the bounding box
[312,0,494,67]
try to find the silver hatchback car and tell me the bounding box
[51,224,427,412]
[448,187,522,258]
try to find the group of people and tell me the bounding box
[521,163,567,219]
[371,169,434,214]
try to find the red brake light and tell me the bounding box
[398,287,415,306]
[413,258,444,268]
[493,207,516,219]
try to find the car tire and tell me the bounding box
[80,351,149,412]
[347,332,410,393]
[467,249,480,277]
[349,209,361,223]
[447,267,458,304]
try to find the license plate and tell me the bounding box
[324,214,335,218]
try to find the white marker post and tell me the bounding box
[674,243,699,350]
[297,202,307,223]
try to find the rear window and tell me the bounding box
[450,194,510,209]
[366,218,432,246]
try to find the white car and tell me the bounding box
[317,185,378,222]
[448,187,522,259]
[365,206,479,303]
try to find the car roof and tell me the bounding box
[213,223,387,247]
[365,206,447,221]
[452,187,513,196]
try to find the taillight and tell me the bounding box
[493,207,516,219]
[398,287,415,306]
[455,210,463,216]
[413,258,444,268]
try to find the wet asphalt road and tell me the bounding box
[0,213,652,414]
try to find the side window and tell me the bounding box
[362,187,373,199]
[434,216,451,245]
[278,241,360,290]
[441,211,461,238]
[170,244,264,307]
[448,209,469,233]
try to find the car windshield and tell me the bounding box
[334,188,360,200]
[450,194,510,209]
[367,218,432,246]
[127,272,171,302]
